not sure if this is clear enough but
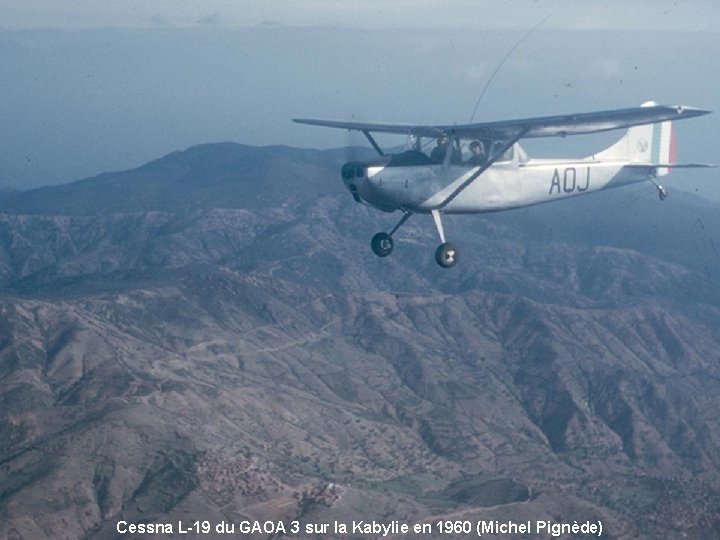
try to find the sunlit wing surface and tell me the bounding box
[294,104,710,140]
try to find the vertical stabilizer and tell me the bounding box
[593,101,675,176]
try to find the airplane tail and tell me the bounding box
[594,101,675,176]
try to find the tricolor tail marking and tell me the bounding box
[653,121,675,176]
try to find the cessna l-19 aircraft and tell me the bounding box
[294,102,712,268]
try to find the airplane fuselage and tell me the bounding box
[346,154,651,215]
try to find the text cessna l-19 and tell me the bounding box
[294,102,711,268]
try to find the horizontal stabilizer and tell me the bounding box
[625,163,716,169]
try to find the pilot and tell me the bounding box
[430,133,461,164]
[466,140,486,166]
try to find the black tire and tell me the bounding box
[435,242,459,268]
[371,233,394,257]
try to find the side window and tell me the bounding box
[491,141,513,162]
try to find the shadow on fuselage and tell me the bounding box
[341,150,434,180]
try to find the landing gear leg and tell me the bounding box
[431,209,458,268]
[370,212,412,258]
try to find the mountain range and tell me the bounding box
[1,142,719,539]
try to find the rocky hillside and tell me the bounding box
[1,143,719,539]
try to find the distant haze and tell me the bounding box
[2,0,718,31]
[0,2,718,200]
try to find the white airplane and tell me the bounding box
[294,102,712,268]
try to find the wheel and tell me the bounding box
[371,232,394,257]
[435,242,459,268]
[658,186,668,200]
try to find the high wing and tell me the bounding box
[293,104,710,140]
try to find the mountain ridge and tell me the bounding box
[1,142,719,539]
[0,143,376,216]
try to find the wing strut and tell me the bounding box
[432,128,529,210]
[363,130,384,156]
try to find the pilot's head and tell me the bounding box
[437,133,449,146]
[470,140,484,154]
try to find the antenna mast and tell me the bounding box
[469,8,559,123]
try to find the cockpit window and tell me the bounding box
[490,141,513,162]
[387,150,434,167]
[461,140,513,166]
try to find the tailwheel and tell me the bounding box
[435,242,459,268]
[371,232,394,257]
[649,174,668,201]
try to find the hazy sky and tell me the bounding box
[2,0,719,31]
[1,1,718,200]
